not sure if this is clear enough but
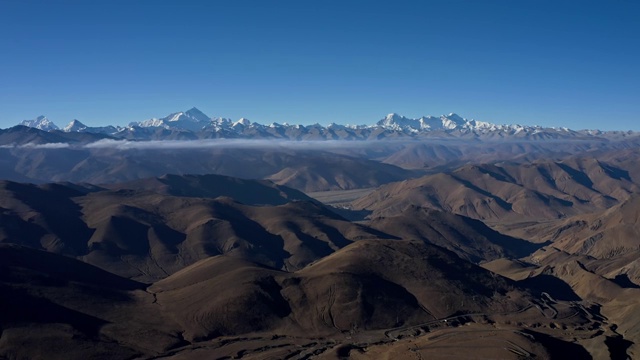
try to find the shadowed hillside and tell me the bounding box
[0,176,388,281]
[367,205,543,263]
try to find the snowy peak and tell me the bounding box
[18,116,121,134]
[135,118,166,128]
[62,121,120,135]
[378,113,458,131]
[134,107,212,131]
[64,119,87,132]
[163,109,209,123]
[164,112,184,122]
[383,113,403,122]
[377,113,419,130]
[383,113,405,122]
[183,107,210,122]
[445,113,464,122]
[378,112,501,132]
[19,116,60,131]
[440,113,466,130]
[232,118,251,127]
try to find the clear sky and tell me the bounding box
[1,0,639,130]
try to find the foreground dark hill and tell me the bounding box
[295,240,531,319]
[149,239,541,340]
[353,156,639,221]
[483,246,640,359]
[0,244,184,359]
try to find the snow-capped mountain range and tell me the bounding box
[136,107,212,132]
[63,119,119,134]
[9,107,636,141]
[19,116,60,131]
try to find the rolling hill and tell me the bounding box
[353,157,639,221]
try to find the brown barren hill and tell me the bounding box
[500,194,640,286]
[535,194,640,259]
[106,173,315,205]
[265,153,413,192]
[524,247,640,357]
[0,175,389,282]
[149,240,534,341]
[353,158,638,221]
[367,205,542,263]
[294,240,533,322]
[77,192,388,280]
[0,244,185,360]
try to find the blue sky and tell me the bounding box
[1,0,639,130]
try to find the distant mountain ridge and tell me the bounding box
[11,107,638,141]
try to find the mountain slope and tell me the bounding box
[518,194,640,259]
[106,173,315,205]
[353,157,639,221]
[0,244,185,359]
[264,151,415,191]
[0,176,387,281]
[149,239,535,340]
[367,206,542,263]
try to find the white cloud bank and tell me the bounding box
[0,142,71,149]
[81,138,385,150]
